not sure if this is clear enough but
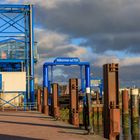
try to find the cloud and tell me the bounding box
[3,0,140,87]
[5,0,140,53]
[85,52,140,67]
[32,0,140,54]
[35,28,87,58]
[34,28,88,83]
[120,65,140,87]
[82,33,140,53]
[4,0,19,3]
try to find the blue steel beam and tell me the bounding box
[30,5,35,103]
[51,66,53,84]
[0,14,25,33]
[0,20,25,33]
[85,65,90,88]
[2,13,25,29]
[80,66,85,92]
[43,65,49,87]
[0,5,29,8]
[44,62,89,66]
[29,5,35,102]
[0,13,22,29]
[0,36,25,37]
[0,59,24,63]
[0,38,24,43]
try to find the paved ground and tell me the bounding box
[0,111,107,140]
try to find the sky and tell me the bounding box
[2,0,140,87]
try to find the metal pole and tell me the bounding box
[43,65,49,87]
[80,66,83,92]
[24,7,29,102]
[29,5,35,103]
[51,66,53,84]
[24,92,26,111]
[85,65,93,134]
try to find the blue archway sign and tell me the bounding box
[43,57,90,94]
[54,57,80,63]
[43,57,92,131]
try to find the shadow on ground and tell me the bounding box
[0,113,50,119]
[58,130,88,135]
[0,120,80,130]
[0,134,43,140]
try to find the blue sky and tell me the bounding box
[2,0,140,87]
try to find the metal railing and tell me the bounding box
[0,102,37,111]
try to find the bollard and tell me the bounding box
[37,89,42,112]
[103,63,120,140]
[43,87,49,116]
[52,83,60,118]
[130,89,139,140]
[122,90,129,137]
[69,78,79,127]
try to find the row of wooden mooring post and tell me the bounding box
[36,63,139,140]
[36,79,80,126]
[37,84,60,118]
[37,79,79,126]
[37,87,49,116]
[36,78,104,130]
[122,89,139,140]
[103,63,140,140]
[36,63,120,140]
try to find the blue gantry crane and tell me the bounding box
[43,57,90,94]
[0,4,37,108]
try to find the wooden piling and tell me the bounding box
[37,89,42,112]
[52,83,60,118]
[130,89,139,140]
[122,90,129,137]
[69,79,79,127]
[103,63,120,140]
[43,87,49,115]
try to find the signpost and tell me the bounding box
[54,57,80,64]
[91,78,103,97]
